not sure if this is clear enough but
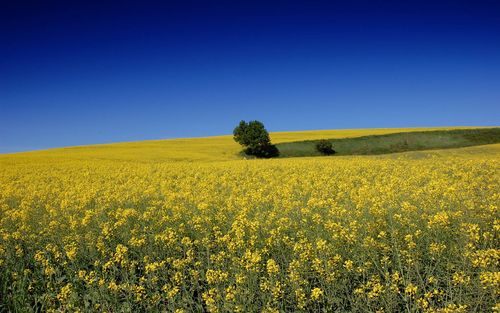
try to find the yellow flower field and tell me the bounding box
[0,128,499,312]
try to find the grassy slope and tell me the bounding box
[276,128,500,158]
[0,126,498,164]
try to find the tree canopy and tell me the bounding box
[233,120,279,158]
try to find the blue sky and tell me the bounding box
[1,0,499,153]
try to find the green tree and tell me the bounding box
[233,120,279,158]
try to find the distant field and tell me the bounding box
[1,127,499,312]
[0,126,490,164]
[276,128,500,158]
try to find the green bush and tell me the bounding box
[244,144,279,158]
[233,120,279,158]
[315,139,335,155]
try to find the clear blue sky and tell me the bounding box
[1,0,499,153]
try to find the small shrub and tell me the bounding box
[244,144,279,158]
[315,140,335,155]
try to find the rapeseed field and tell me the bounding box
[0,129,498,312]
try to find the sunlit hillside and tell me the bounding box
[0,126,491,164]
[1,127,499,312]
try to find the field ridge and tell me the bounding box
[274,127,500,158]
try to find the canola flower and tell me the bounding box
[0,133,499,312]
